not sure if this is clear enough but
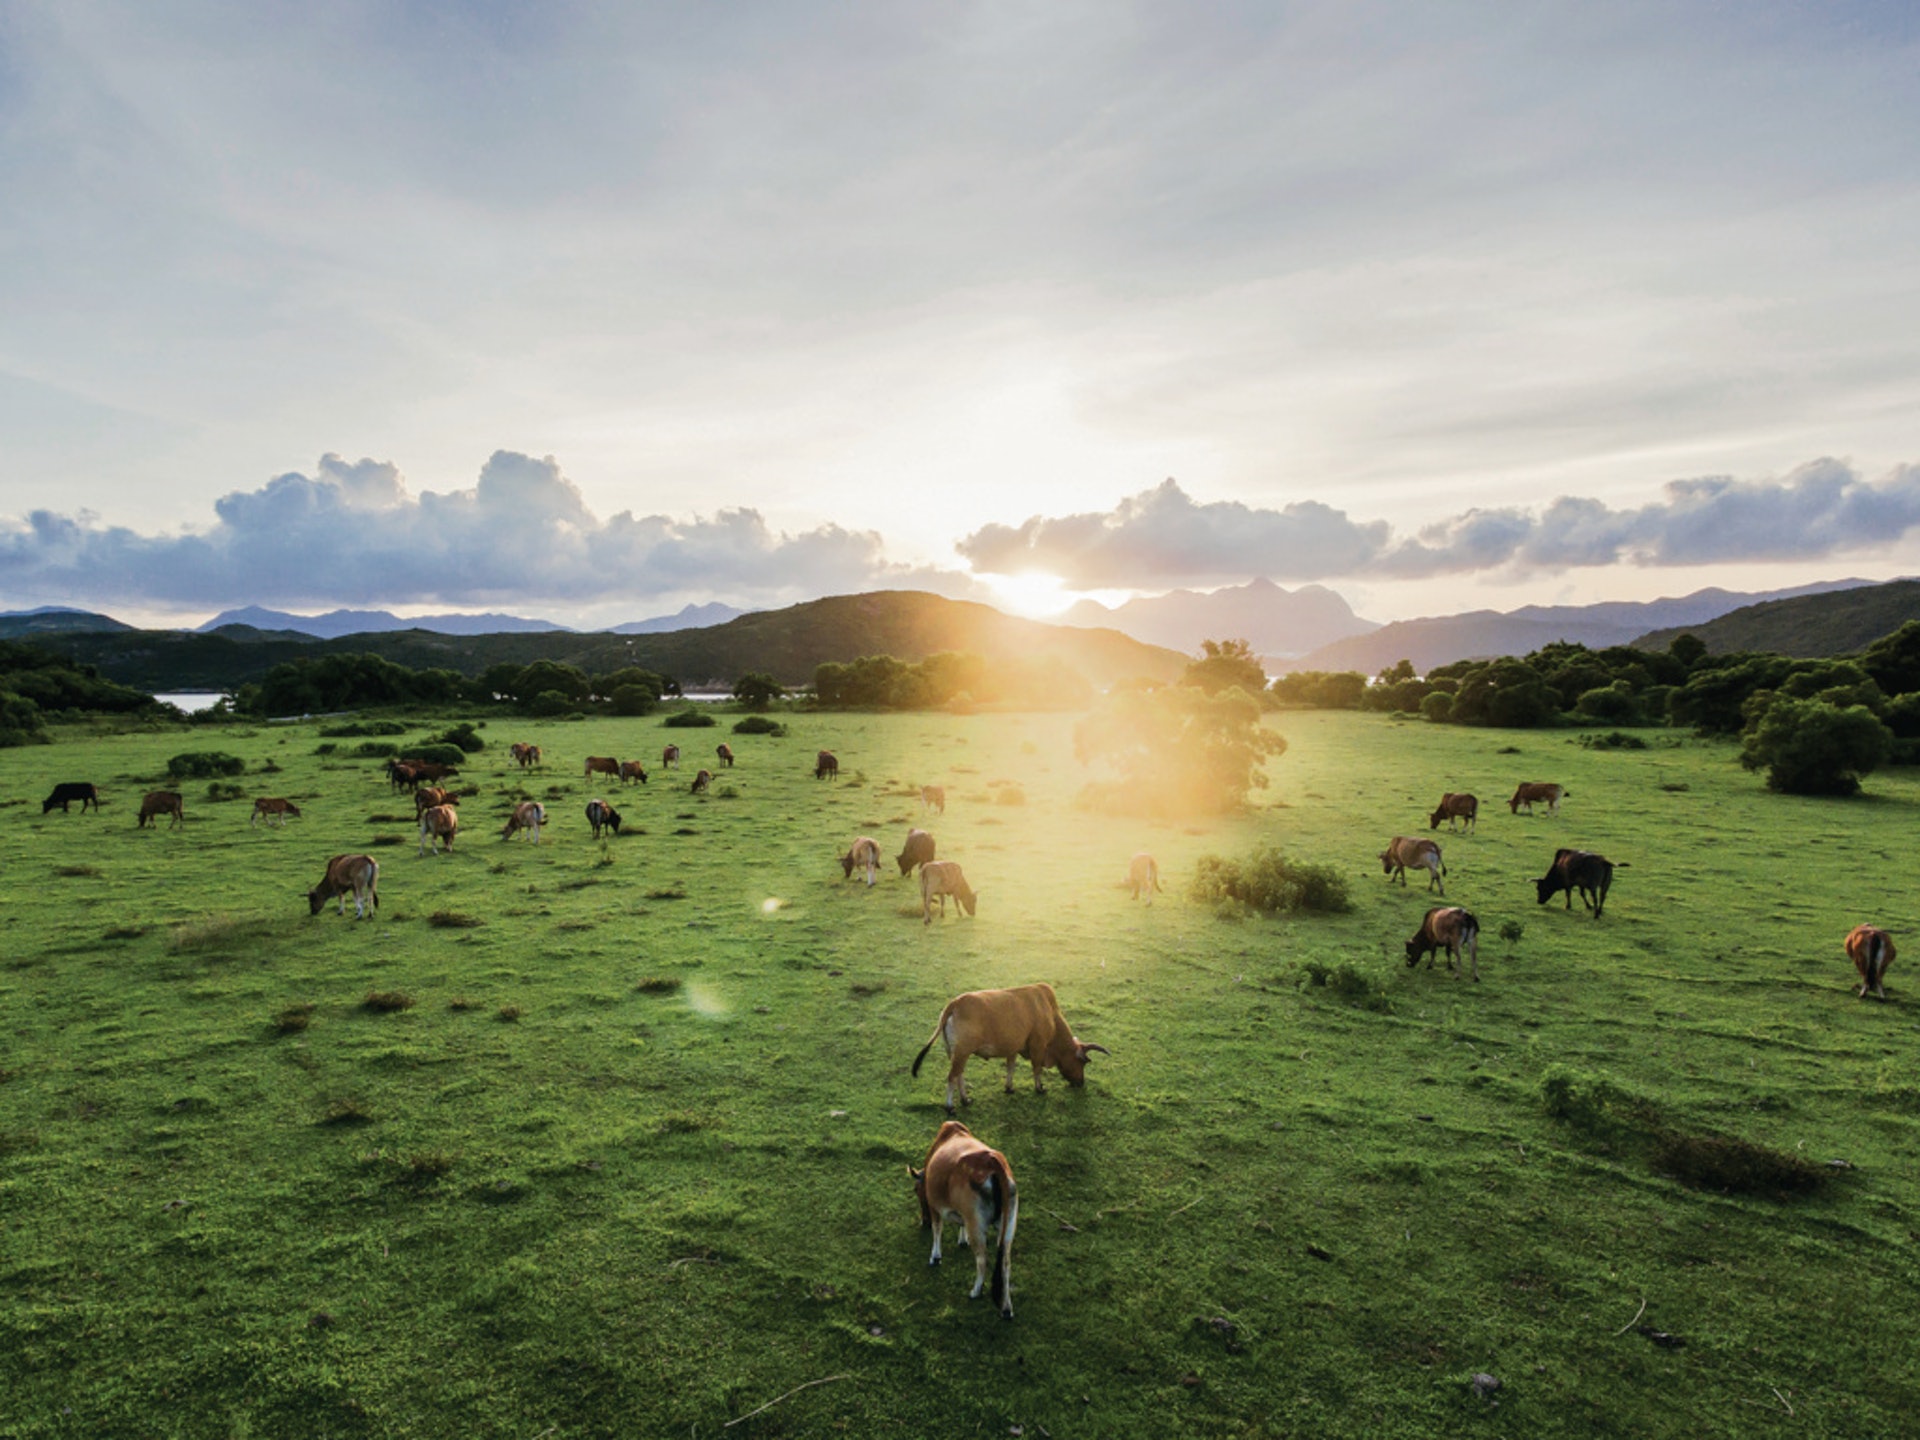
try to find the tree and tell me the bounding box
[1182,639,1267,697]
[1074,684,1287,815]
[732,672,786,708]
[1739,697,1893,796]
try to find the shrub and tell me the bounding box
[206,781,245,801]
[732,672,786,708]
[402,743,468,768]
[663,709,717,728]
[610,684,657,717]
[319,721,408,737]
[1577,731,1648,750]
[1739,697,1893,796]
[431,722,486,753]
[352,741,398,758]
[1419,691,1454,723]
[1300,961,1391,1011]
[528,689,572,717]
[362,991,416,1013]
[1190,848,1351,915]
[166,751,245,779]
[733,715,787,736]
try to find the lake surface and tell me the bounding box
[154,692,229,714]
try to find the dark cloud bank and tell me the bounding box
[956,459,1920,587]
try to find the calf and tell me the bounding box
[716,743,735,768]
[137,790,184,829]
[1405,906,1480,981]
[661,744,680,770]
[584,756,621,781]
[815,749,839,781]
[1127,852,1162,902]
[1509,782,1566,815]
[840,836,882,887]
[308,853,380,918]
[41,782,99,814]
[1535,848,1620,917]
[911,981,1107,1112]
[920,784,946,815]
[1846,924,1897,1001]
[619,760,649,785]
[690,768,712,795]
[250,797,302,827]
[501,800,546,842]
[1429,792,1478,832]
[585,798,622,839]
[920,860,979,925]
[909,1121,1019,1320]
[897,827,936,877]
[418,804,458,856]
[1379,836,1446,894]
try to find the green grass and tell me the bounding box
[1,710,1918,1436]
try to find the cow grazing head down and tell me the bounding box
[911,982,1108,1112]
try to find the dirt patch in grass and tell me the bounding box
[428,911,484,929]
[169,915,278,954]
[635,976,683,994]
[54,863,102,878]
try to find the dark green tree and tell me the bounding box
[732,672,786,708]
[1739,698,1893,796]
[1183,639,1267,697]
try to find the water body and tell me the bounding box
[154,692,230,714]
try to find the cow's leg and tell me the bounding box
[964,1209,991,1298]
[945,1056,967,1112]
[1005,1056,1019,1093]
[928,1214,944,1266]
[1466,935,1480,982]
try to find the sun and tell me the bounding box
[981,570,1076,619]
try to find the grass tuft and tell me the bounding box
[361,990,416,1013]
[319,1097,373,1126]
[428,911,484,929]
[635,976,683,994]
[273,1003,315,1034]
[448,996,480,1011]
[497,1005,522,1023]
[369,834,407,847]
[55,863,101,878]
[169,915,277,953]
[102,924,148,941]
[644,884,687,900]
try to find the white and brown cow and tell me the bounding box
[1846,924,1897,1000]
[920,860,978,925]
[417,804,458,855]
[500,801,546,843]
[840,836,882,887]
[509,742,541,769]
[585,798,622,839]
[1379,836,1446,893]
[909,1120,1019,1320]
[1405,906,1480,981]
[715,743,735,768]
[1509,782,1567,816]
[662,744,681,770]
[690,768,712,795]
[250,797,302,828]
[309,854,379,918]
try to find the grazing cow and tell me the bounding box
[308,853,380,918]
[584,756,621,781]
[840,836,882,887]
[911,981,1107,1113]
[815,750,839,781]
[897,828,936,877]
[137,790,184,829]
[690,768,713,795]
[1379,836,1446,894]
[1509,782,1567,816]
[909,1120,1019,1320]
[662,744,681,770]
[1846,924,1897,1001]
[1429,792,1478,832]
[42,782,99,814]
[585,798,622,839]
[619,760,649,785]
[1535,848,1621,917]
[510,742,541,769]
[413,786,459,815]
[501,800,546,842]
[250,797,302,827]
[920,860,979,925]
[920,784,946,816]
[1127,853,1163,902]
[716,743,735,769]
[1405,906,1480,981]
[386,761,421,792]
[401,759,459,784]
[417,804,458,856]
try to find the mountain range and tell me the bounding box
[1059,578,1376,658]
[193,601,750,639]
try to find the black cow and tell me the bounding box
[43,782,99,814]
[585,798,622,839]
[1535,848,1621,918]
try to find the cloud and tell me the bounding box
[960,460,1920,586]
[0,451,944,612]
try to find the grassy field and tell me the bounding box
[2,709,1918,1438]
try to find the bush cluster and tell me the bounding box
[1189,847,1350,914]
[662,709,717,728]
[732,715,787,736]
[166,751,245,779]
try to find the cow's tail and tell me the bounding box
[911,1005,953,1077]
[985,1162,1017,1314]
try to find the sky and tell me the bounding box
[2,0,1919,631]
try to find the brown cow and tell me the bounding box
[585,798,621,839]
[510,742,541,769]
[909,1120,1019,1320]
[815,750,839,781]
[500,801,546,842]
[911,982,1106,1113]
[716,743,735,768]
[412,786,458,815]
[1379,836,1446,893]
[400,759,459,784]
[308,853,379,918]
[690,768,712,795]
[662,744,681,770]
[920,861,979,925]
[1405,906,1480,981]
[1846,924,1897,1000]
[584,756,621,781]
[1127,853,1162,902]
[1429,792,1478,832]
[840,836,882,887]
[137,790,184,829]
[250,797,302,828]
[1509,782,1566,815]
[897,828,936,876]
[619,759,649,785]
[920,784,946,816]
[417,804,458,856]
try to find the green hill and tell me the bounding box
[1633,578,1920,657]
[43,590,1187,693]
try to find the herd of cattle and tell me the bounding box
[34,751,1902,1322]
